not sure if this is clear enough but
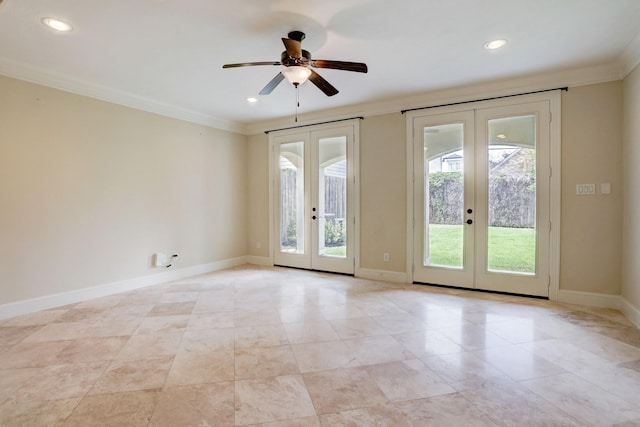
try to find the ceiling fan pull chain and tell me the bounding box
[295,83,300,122]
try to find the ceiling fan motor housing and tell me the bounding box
[281,50,311,66]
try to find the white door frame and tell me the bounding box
[268,119,360,275]
[405,91,561,300]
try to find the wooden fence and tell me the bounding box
[280,170,346,246]
[428,172,535,228]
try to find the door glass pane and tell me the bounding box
[424,123,464,268]
[318,136,347,258]
[279,142,304,253]
[487,115,536,274]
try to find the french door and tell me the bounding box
[411,99,552,297]
[270,123,357,275]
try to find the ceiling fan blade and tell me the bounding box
[308,70,339,97]
[259,72,285,95]
[310,60,368,73]
[222,61,280,69]
[282,38,302,58]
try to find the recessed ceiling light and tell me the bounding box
[246,97,258,103]
[42,17,73,32]
[484,39,508,50]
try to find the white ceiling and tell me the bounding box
[1,0,639,132]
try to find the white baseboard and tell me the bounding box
[0,256,248,320]
[246,256,272,267]
[556,289,622,309]
[357,268,407,284]
[621,297,640,328]
[537,289,640,328]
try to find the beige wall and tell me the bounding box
[0,75,248,305]
[247,82,625,297]
[623,64,640,310]
[560,82,623,294]
[359,113,407,271]
[247,133,270,258]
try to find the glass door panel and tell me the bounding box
[279,142,305,254]
[424,123,464,269]
[486,115,537,274]
[318,136,347,259]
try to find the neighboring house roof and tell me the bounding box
[491,148,535,175]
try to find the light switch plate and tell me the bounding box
[576,184,596,195]
[601,183,611,194]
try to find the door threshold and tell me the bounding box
[274,265,354,277]
[413,281,549,300]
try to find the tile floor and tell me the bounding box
[1,265,640,426]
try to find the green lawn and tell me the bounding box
[324,246,346,256]
[428,224,535,273]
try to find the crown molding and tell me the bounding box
[0,56,249,135]
[619,31,640,77]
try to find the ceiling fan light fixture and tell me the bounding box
[282,66,312,86]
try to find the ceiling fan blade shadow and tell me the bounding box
[308,70,339,96]
[223,61,280,68]
[282,38,302,58]
[310,59,368,73]
[259,72,285,95]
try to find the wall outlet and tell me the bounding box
[154,253,169,267]
[256,241,262,249]
[154,253,178,268]
[383,253,390,262]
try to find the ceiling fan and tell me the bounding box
[222,31,368,97]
